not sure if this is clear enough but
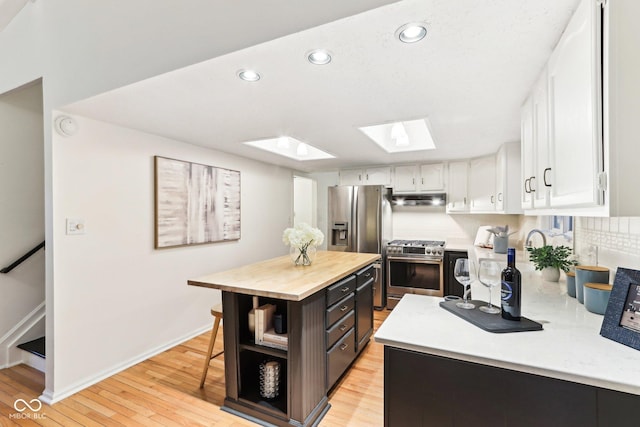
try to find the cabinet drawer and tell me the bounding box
[327,275,356,307]
[356,265,375,287]
[326,310,355,349]
[327,327,356,389]
[326,294,355,328]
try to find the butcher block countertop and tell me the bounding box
[188,250,380,301]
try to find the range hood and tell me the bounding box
[391,193,447,207]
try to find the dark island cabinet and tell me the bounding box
[384,346,640,427]
[221,262,376,426]
[355,265,374,352]
[444,250,468,298]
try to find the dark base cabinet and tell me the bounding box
[222,291,328,427]
[325,264,374,392]
[221,263,376,426]
[444,250,468,298]
[384,346,640,427]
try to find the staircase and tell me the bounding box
[16,337,45,372]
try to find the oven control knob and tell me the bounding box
[425,247,432,255]
[436,248,443,255]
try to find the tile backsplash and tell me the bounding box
[574,217,640,275]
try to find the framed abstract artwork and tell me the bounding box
[154,156,240,248]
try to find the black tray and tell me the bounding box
[439,299,543,333]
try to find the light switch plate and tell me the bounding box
[66,218,85,235]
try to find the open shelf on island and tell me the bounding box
[239,342,287,358]
[238,350,288,416]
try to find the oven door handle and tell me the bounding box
[387,256,443,264]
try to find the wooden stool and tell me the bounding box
[200,303,223,388]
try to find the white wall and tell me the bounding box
[309,172,340,250]
[293,175,316,227]
[392,208,523,248]
[48,114,293,401]
[0,82,45,348]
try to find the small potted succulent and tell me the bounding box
[526,245,576,282]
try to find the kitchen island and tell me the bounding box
[188,251,380,427]
[375,267,640,426]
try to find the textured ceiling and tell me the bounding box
[62,0,581,172]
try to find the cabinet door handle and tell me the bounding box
[340,305,349,312]
[491,195,495,204]
[421,177,424,184]
[340,324,347,331]
[340,343,349,351]
[524,178,530,194]
[498,192,503,202]
[412,178,415,185]
[366,173,369,181]
[530,176,536,192]
[543,168,552,187]
[341,286,350,293]
[463,197,467,205]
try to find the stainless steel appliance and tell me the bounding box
[386,239,445,309]
[328,185,392,309]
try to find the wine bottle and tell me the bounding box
[501,248,521,321]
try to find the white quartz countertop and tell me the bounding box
[375,251,640,396]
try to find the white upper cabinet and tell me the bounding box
[469,155,496,213]
[393,163,445,193]
[339,167,392,186]
[547,0,603,208]
[393,165,418,192]
[418,164,445,192]
[521,70,551,210]
[446,161,469,213]
[496,141,523,214]
[520,96,535,210]
[532,69,551,209]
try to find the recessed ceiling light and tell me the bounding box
[307,49,332,65]
[358,118,436,153]
[237,69,261,82]
[243,136,334,161]
[395,23,427,43]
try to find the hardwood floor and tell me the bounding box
[0,310,390,426]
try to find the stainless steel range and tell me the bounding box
[386,239,446,309]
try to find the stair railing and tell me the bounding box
[1,241,45,274]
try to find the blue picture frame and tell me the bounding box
[600,267,640,351]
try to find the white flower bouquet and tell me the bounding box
[282,223,324,265]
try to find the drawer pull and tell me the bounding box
[340,343,349,351]
[340,305,348,312]
[340,324,347,331]
[341,286,350,293]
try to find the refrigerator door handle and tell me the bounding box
[351,187,359,252]
[376,191,381,254]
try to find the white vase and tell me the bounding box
[542,266,560,282]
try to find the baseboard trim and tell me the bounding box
[39,322,212,404]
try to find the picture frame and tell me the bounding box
[154,156,241,248]
[600,267,640,351]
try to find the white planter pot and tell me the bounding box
[542,266,560,282]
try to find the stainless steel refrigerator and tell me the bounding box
[328,185,392,309]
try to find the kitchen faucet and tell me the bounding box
[525,229,547,247]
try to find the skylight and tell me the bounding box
[358,118,436,153]
[243,136,335,161]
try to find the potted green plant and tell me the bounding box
[526,245,575,282]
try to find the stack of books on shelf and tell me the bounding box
[254,303,288,351]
